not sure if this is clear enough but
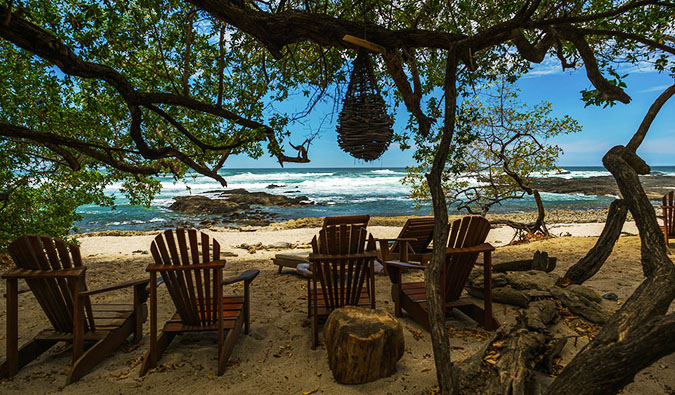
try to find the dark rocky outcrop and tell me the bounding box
[169,189,311,216]
[532,175,675,199]
[168,195,246,214]
[217,188,310,207]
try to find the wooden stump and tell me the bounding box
[323,306,404,384]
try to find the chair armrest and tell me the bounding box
[309,252,379,261]
[2,266,85,279]
[222,269,260,286]
[375,237,418,242]
[146,260,226,272]
[384,260,426,270]
[446,243,495,255]
[79,278,150,297]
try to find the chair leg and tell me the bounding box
[5,278,18,377]
[307,279,311,319]
[139,331,175,376]
[277,265,283,274]
[68,311,141,385]
[0,339,57,379]
[244,282,251,334]
[132,283,149,344]
[391,285,402,317]
[217,315,244,376]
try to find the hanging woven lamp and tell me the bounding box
[336,49,394,161]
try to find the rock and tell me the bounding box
[219,188,310,207]
[469,285,530,308]
[566,284,602,304]
[551,286,611,324]
[324,306,404,384]
[532,174,675,199]
[469,271,508,288]
[169,195,246,214]
[506,270,559,291]
[266,184,284,189]
[526,289,552,299]
[199,218,217,226]
[602,292,619,301]
[524,300,558,330]
[267,241,291,249]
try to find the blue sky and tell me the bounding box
[227,63,675,169]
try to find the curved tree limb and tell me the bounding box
[547,85,675,395]
[382,49,433,136]
[425,51,459,395]
[0,6,309,179]
[0,122,164,175]
[562,199,629,285]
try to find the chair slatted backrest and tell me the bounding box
[310,224,375,310]
[390,217,436,254]
[7,235,95,332]
[150,229,221,326]
[663,191,675,237]
[322,215,370,228]
[444,216,491,302]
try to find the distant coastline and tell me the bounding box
[73,166,675,233]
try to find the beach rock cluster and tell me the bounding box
[217,188,311,207]
[170,189,311,215]
[169,196,242,214]
[167,188,312,228]
[532,174,675,199]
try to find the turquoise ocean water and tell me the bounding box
[74,166,675,233]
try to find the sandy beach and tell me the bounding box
[0,217,672,394]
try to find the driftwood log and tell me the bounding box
[493,251,557,273]
[323,306,404,384]
[458,300,561,394]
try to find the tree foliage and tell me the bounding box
[403,83,581,220]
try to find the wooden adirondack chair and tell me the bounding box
[307,224,377,348]
[272,215,370,274]
[140,229,259,376]
[661,191,675,246]
[378,217,445,265]
[1,235,149,385]
[382,216,498,331]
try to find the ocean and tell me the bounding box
[74,166,675,233]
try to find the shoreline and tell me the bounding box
[74,208,630,238]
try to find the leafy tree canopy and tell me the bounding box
[403,82,581,216]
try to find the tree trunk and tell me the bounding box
[489,190,549,235]
[547,85,675,395]
[562,199,628,285]
[425,52,458,394]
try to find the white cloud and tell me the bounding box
[638,83,675,94]
[638,135,675,154]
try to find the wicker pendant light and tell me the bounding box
[336,49,394,161]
